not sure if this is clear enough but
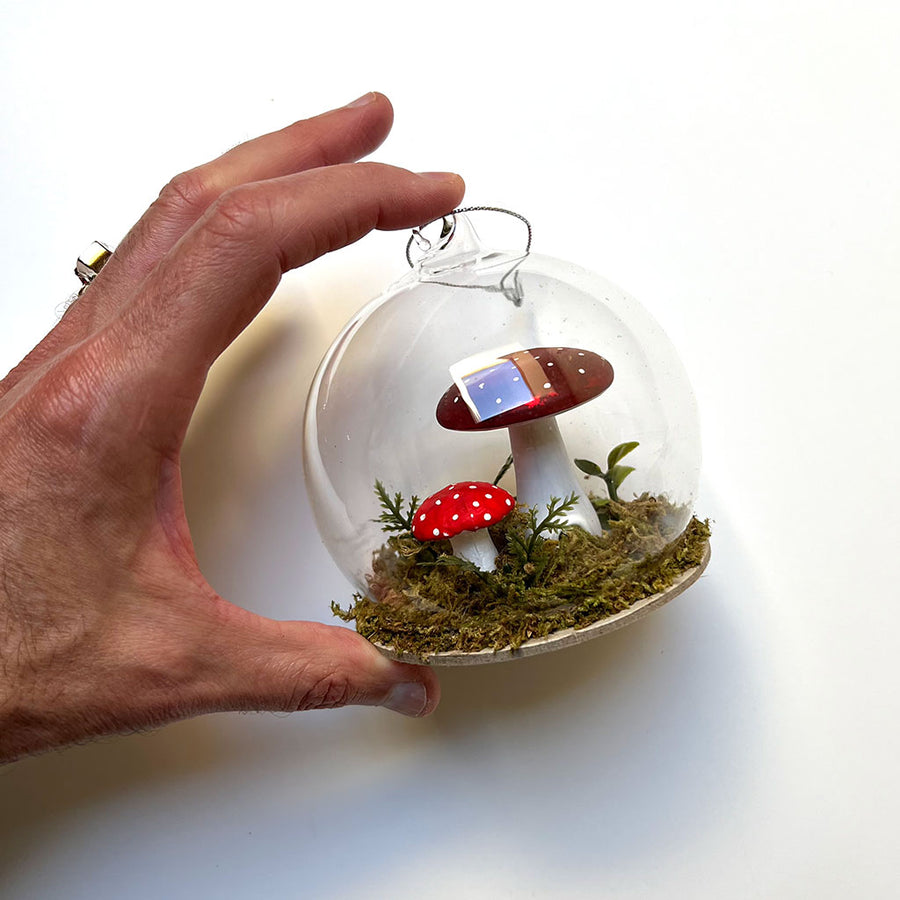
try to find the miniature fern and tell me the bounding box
[374,480,420,535]
[506,493,580,565]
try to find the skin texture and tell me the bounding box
[0,93,463,764]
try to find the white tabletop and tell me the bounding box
[2,2,899,897]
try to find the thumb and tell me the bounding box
[212,616,440,718]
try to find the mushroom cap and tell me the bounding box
[411,481,516,542]
[436,347,614,432]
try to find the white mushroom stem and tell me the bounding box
[449,529,500,572]
[508,418,603,536]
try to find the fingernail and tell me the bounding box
[346,91,377,109]
[382,682,428,717]
[417,171,461,183]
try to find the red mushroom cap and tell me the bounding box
[412,481,516,542]
[436,346,614,432]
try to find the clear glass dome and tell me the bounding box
[304,211,701,604]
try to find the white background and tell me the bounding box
[2,1,899,897]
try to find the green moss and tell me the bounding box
[332,494,710,659]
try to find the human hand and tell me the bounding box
[0,92,463,764]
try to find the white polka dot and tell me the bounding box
[547,361,554,367]
[432,528,440,536]
[478,382,485,389]
[496,397,502,404]
[484,513,492,521]
[435,499,441,505]
[513,376,520,382]
[452,514,459,521]
[442,532,449,537]
[453,493,460,499]
[534,355,540,360]
[473,500,480,507]
[506,498,512,506]
[453,396,459,403]
[578,351,585,356]
[485,493,492,499]
[543,382,551,389]
[419,514,426,521]
[578,368,585,374]
[469,485,477,489]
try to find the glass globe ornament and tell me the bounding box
[303,209,709,664]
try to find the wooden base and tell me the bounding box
[374,540,711,667]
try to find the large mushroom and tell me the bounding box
[436,347,614,536]
[412,481,516,571]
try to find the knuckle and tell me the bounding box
[158,167,217,216]
[291,667,354,712]
[201,186,290,271]
[26,339,114,444]
[205,186,269,241]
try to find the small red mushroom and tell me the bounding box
[412,481,516,571]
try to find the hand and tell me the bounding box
[0,92,464,764]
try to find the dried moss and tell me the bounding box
[332,494,710,659]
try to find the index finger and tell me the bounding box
[87,92,395,314]
[109,162,464,450]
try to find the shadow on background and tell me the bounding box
[0,279,761,894]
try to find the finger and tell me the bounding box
[113,162,463,445]
[204,616,440,718]
[83,92,396,318]
[0,94,397,402]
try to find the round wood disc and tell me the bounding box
[374,540,710,666]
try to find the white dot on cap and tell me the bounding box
[453,396,459,403]
[578,351,585,356]
[547,361,554,367]
[453,493,459,499]
[478,382,485,389]
[485,493,492,499]
[543,382,551,389]
[506,498,512,505]
[435,499,441,505]
[452,514,459,521]
[432,528,440,537]
[484,513,492,521]
[513,376,520,382]
[578,368,585,374]
[469,485,477,489]
[496,397,502,404]
[473,500,480,507]
[419,514,426,521]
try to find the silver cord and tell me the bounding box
[405,206,532,267]
[404,206,532,306]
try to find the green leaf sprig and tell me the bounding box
[574,441,639,502]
